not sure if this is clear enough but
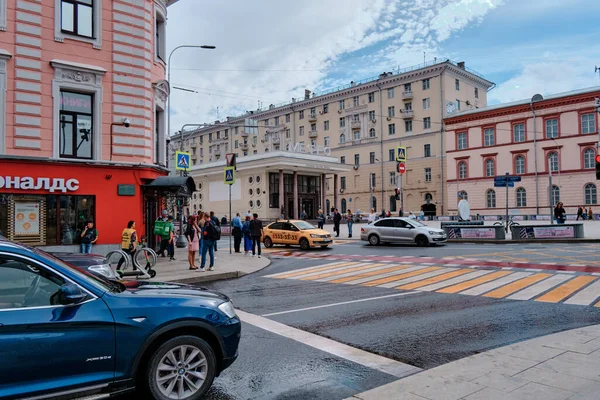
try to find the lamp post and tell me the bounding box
[530,94,543,214]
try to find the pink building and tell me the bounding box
[0,0,182,249]
[444,87,599,218]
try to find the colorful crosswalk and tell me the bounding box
[264,260,600,307]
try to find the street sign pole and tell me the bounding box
[400,173,404,213]
[229,184,232,255]
[505,172,509,233]
[224,155,236,255]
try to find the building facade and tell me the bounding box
[0,0,180,250]
[444,87,600,218]
[174,60,494,219]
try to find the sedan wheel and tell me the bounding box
[264,236,273,248]
[368,234,380,246]
[300,238,310,250]
[415,235,429,247]
[147,336,216,400]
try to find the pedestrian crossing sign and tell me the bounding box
[396,146,407,162]
[224,166,235,185]
[175,151,191,171]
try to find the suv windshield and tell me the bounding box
[294,221,317,230]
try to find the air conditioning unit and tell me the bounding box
[319,111,323,115]
[386,117,392,121]
[338,109,343,114]
[353,164,359,170]
[371,118,376,123]
[339,188,344,193]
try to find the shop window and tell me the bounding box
[55,0,102,48]
[59,91,93,159]
[269,173,279,208]
[341,199,347,213]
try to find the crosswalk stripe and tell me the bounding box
[300,263,383,281]
[268,262,358,279]
[362,267,442,287]
[417,270,494,292]
[396,269,473,290]
[437,271,513,294]
[564,279,600,306]
[341,265,427,285]
[379,268,455,289]
[315,264,392,282]
[507,274,573,301]
[328,265,411,284]
[484,273,552,299]
[460,272,532,296]
[535,276,598,303]
[264,261,347,278]
[296,263,372,281]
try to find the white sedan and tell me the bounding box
[360,217,447,246]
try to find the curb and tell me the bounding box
[448,238,600,244]
[171,257,272,285]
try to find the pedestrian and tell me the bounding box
[117,220,137,270]
[554,202,566,224]
[333,208,342,237]
[589,207,594,221]
[577,206,584,221]
[399,208,404,217]
[419,209,425,221]
[210,211,220,252]
[232,212,243,253]
[583,207,588,220]
[300,209,307,220]
[242,215,252,255]
[380,210,386,219]
[155,210,169,257]
[246,209,252,218]
[199,212,217,272]
[185,216,200,270]
[80,220,98,254]
[368,208,376,224]
[250,213,264,258]
[221,215,228,225]
[166,215,176,260]
[317,209,325,229]
[386,210,391,218]
[347,209,354,238]
[409,211,417,220]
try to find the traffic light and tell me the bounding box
[596,154,600,180]
[394,188,400,200]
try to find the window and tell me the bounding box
[422,78,430,90]
[585,183,597,205]
[405,120,412,132]
[285,129,290,138]
[323,104,328,114]
[584,148,596,169]
[485,158,495,177]
[486,189,496,208]
[368,92,375,103]
[269,173,280,208]
[324,121,329,131]
[309,108,316,117]
[424,144,431,157]
[423,98,430,110]
[59,91,93,159]
[354,154,360,165]
[405,102,412,110]
[484,128,495,146]
[299,110,304,119]
[516,188,527,207]
[370,152,375,164]
[354,130,360,141]
[339,100,345,110]
[456,100,461,110]
[310,139,316,147]
[353,114,360,122]
[371,196,377,211]
[551,185,560,206]
[387,87,394,99]
[423,117,431,130]
[370,173,376,188]
[340,133,346,144]
[273,117,279,126]
[369,128,376,138]
[353,96,359,107]
[475,88,479,99]
[389,172,397,185]
[369,110,376,121]
[582,113,596,134]
[425,168,432,182]
[324,136,330,146]
[61,0,93,38]
[285,114,290,123]
[341,199,347,213]
[340,156,345,164]
[340,177,346,190]
[252,136,257,145]
[388,124,396,135]
[388,106,395,118]
[455,79,460,90]
[458,161,467,179]
[548,152,559,172]
[389,149,395,161]
[340,117,345,128]
[546,118,559,138]
[235,140,238,149]
[458,191,468,201]
[299,126,304,136]
[513,123,525,142]
[515,155,525,174]
[404,83,411,92]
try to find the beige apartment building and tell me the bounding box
[173,60,494,219]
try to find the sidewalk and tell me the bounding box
[150,245,270,284]
[348,323,600,400]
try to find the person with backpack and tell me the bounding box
[242,215,252,255]
[210,211,220,252]
[155,210,169,257]
[199,212,218,271]
[80,220,98,254]
[250,213,264,258]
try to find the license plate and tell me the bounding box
[322,239,332,243]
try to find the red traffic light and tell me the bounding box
[596,154,600,163]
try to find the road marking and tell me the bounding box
[436,271,512,294]
[396,269,472,290]
[536,276,597,303]
[315,263,395,282]
[340,265,427,285]
[237,310,421,378]
[264,261,350,278]
[328,265,411,284]
[507,274,573,301]
[362,267,442,287]
[261,292,419,317]
[460,272,532,296]
[417,270,493,292]
[564,279,600,306]
[483,273,552,299]
[299,263,380,281]
[380,268,456,289]
[269,262,360,279]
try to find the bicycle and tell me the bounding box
[494,217,520,232]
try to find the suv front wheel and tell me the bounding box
[146,335,216,400]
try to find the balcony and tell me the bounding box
[309,130,318,138]
[308,113,317,122]
[402,91,413,100]
[272,135,281,144]
[214,148,221,157]
[402,110,414,119]
[240,142,249,151]
[351,120,361,128]
[241,131,249,138]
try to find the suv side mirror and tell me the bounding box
[60,283,87,305]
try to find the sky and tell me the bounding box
[166,0,600,135]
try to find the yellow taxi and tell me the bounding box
[262,220,333,250]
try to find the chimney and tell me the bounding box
[457,61,465,69]
[305,89,311,100]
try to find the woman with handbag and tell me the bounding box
[185,216,200,270]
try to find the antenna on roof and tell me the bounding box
[595,66,600,83]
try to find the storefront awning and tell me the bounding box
[143,176,196,197]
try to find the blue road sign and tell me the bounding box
[494,181,515,188]
[224,166,235,185]
[175,151,191,171]
[494,175,521,183]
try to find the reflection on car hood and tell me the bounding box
[49,252,108,266]
[302,229,331,235]
[121,280,230,301]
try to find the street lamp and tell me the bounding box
[109,118,131,161]
[530,94,543,214]
[548,137,561,225]
[167,44,216,141]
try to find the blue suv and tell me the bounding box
[0,240,241,400]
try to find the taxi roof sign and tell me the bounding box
[175,151,191,171]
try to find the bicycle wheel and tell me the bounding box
[134,247,158,269]
[106,250,131,271]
